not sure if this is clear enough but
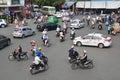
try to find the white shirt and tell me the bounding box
[33,56,41,65]
[56,27,60,32]
[42,31,47,35]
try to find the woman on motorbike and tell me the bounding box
[42,34,49,45]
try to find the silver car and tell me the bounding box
[70,19,85,29]
[12,26,35,38]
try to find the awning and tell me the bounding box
[63,1,76,8]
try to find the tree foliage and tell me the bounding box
[33,0,65,7]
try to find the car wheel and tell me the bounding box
[1,24,5,28]
[98,43,104,48]
[22,34,25,38]
[77,41,82,47]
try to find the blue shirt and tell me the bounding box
[107,26,111,30]
[36,50,42,59]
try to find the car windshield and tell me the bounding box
[71,21,77,24]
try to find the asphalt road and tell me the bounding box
[0,16,120,80]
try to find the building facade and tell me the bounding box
[76,0,120,9]
[0,0,25,15]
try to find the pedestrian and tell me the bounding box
[107,24,111,34]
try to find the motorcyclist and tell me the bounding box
[42,34,49,45]
[68,45,79,60]
[70,28,75,38]
[80,50,88,66]
[63,20,68,33]
[59,30,65,40]
[35,47,43,60]
[42,29,48,35]
[30,40,36,51]
[33,54,45,70]
[16,45,22,60]
[56,26,61,37]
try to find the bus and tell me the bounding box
[40,6,56,15]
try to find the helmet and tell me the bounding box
[83,50,87,53]
[71,45,74,48]
[38,47,42,50]
[44,29,47,31]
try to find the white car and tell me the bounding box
[53,12,63,18]
[73,33,112,48]
[12,26,35,38]
[0,19,8,28]
[62,15,70,22]
[70,19,85,29]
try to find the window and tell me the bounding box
[22,28,26,31]
[11,0,20,4]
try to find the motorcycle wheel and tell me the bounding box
[87,62,93,69]
[71,63,78,70]
[21,54,28,60]
[30,69,35,75]
[8,55,15,61]
[44,64,49,71]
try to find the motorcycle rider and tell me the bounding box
[56,25,61,36]
[63,20,68,33]
[16,45,23,61]
[59,30,65,40]
[70,28,75,39]
[68,45,79,60]
[42,34,49,45]
[42,29,48,35]
[30,40,36,52]
[80,50,88,66]
[35,47,43,60]
[32,54,45,70]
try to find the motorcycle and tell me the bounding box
[60,35,65,42]
[71,58,93,70]
[98,24,102,30]
[56,31,60,37]
[8,51,28,61]
[43,39,50,47]
[68,57,77,63]
[29,55,48,75]
[70,33,75,40]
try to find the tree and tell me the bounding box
[33,0,65,7]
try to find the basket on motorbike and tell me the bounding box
[111,23,120,35]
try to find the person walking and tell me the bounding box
[107,24,111,34]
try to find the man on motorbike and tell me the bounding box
[42,34,49,45]
[68,45,79,60]
[33,54,45,70]
[35,47,43,59]
[80,50,88,66]
[70,28,75,39]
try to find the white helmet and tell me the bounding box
[83,50,87,53]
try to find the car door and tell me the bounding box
[45,23,50,30]
[81,35,92,46]
[0,36,7,48]
[22,28,27,36]
[27,28,32,35]
[50,23,56,30]
[91,35,101,46]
